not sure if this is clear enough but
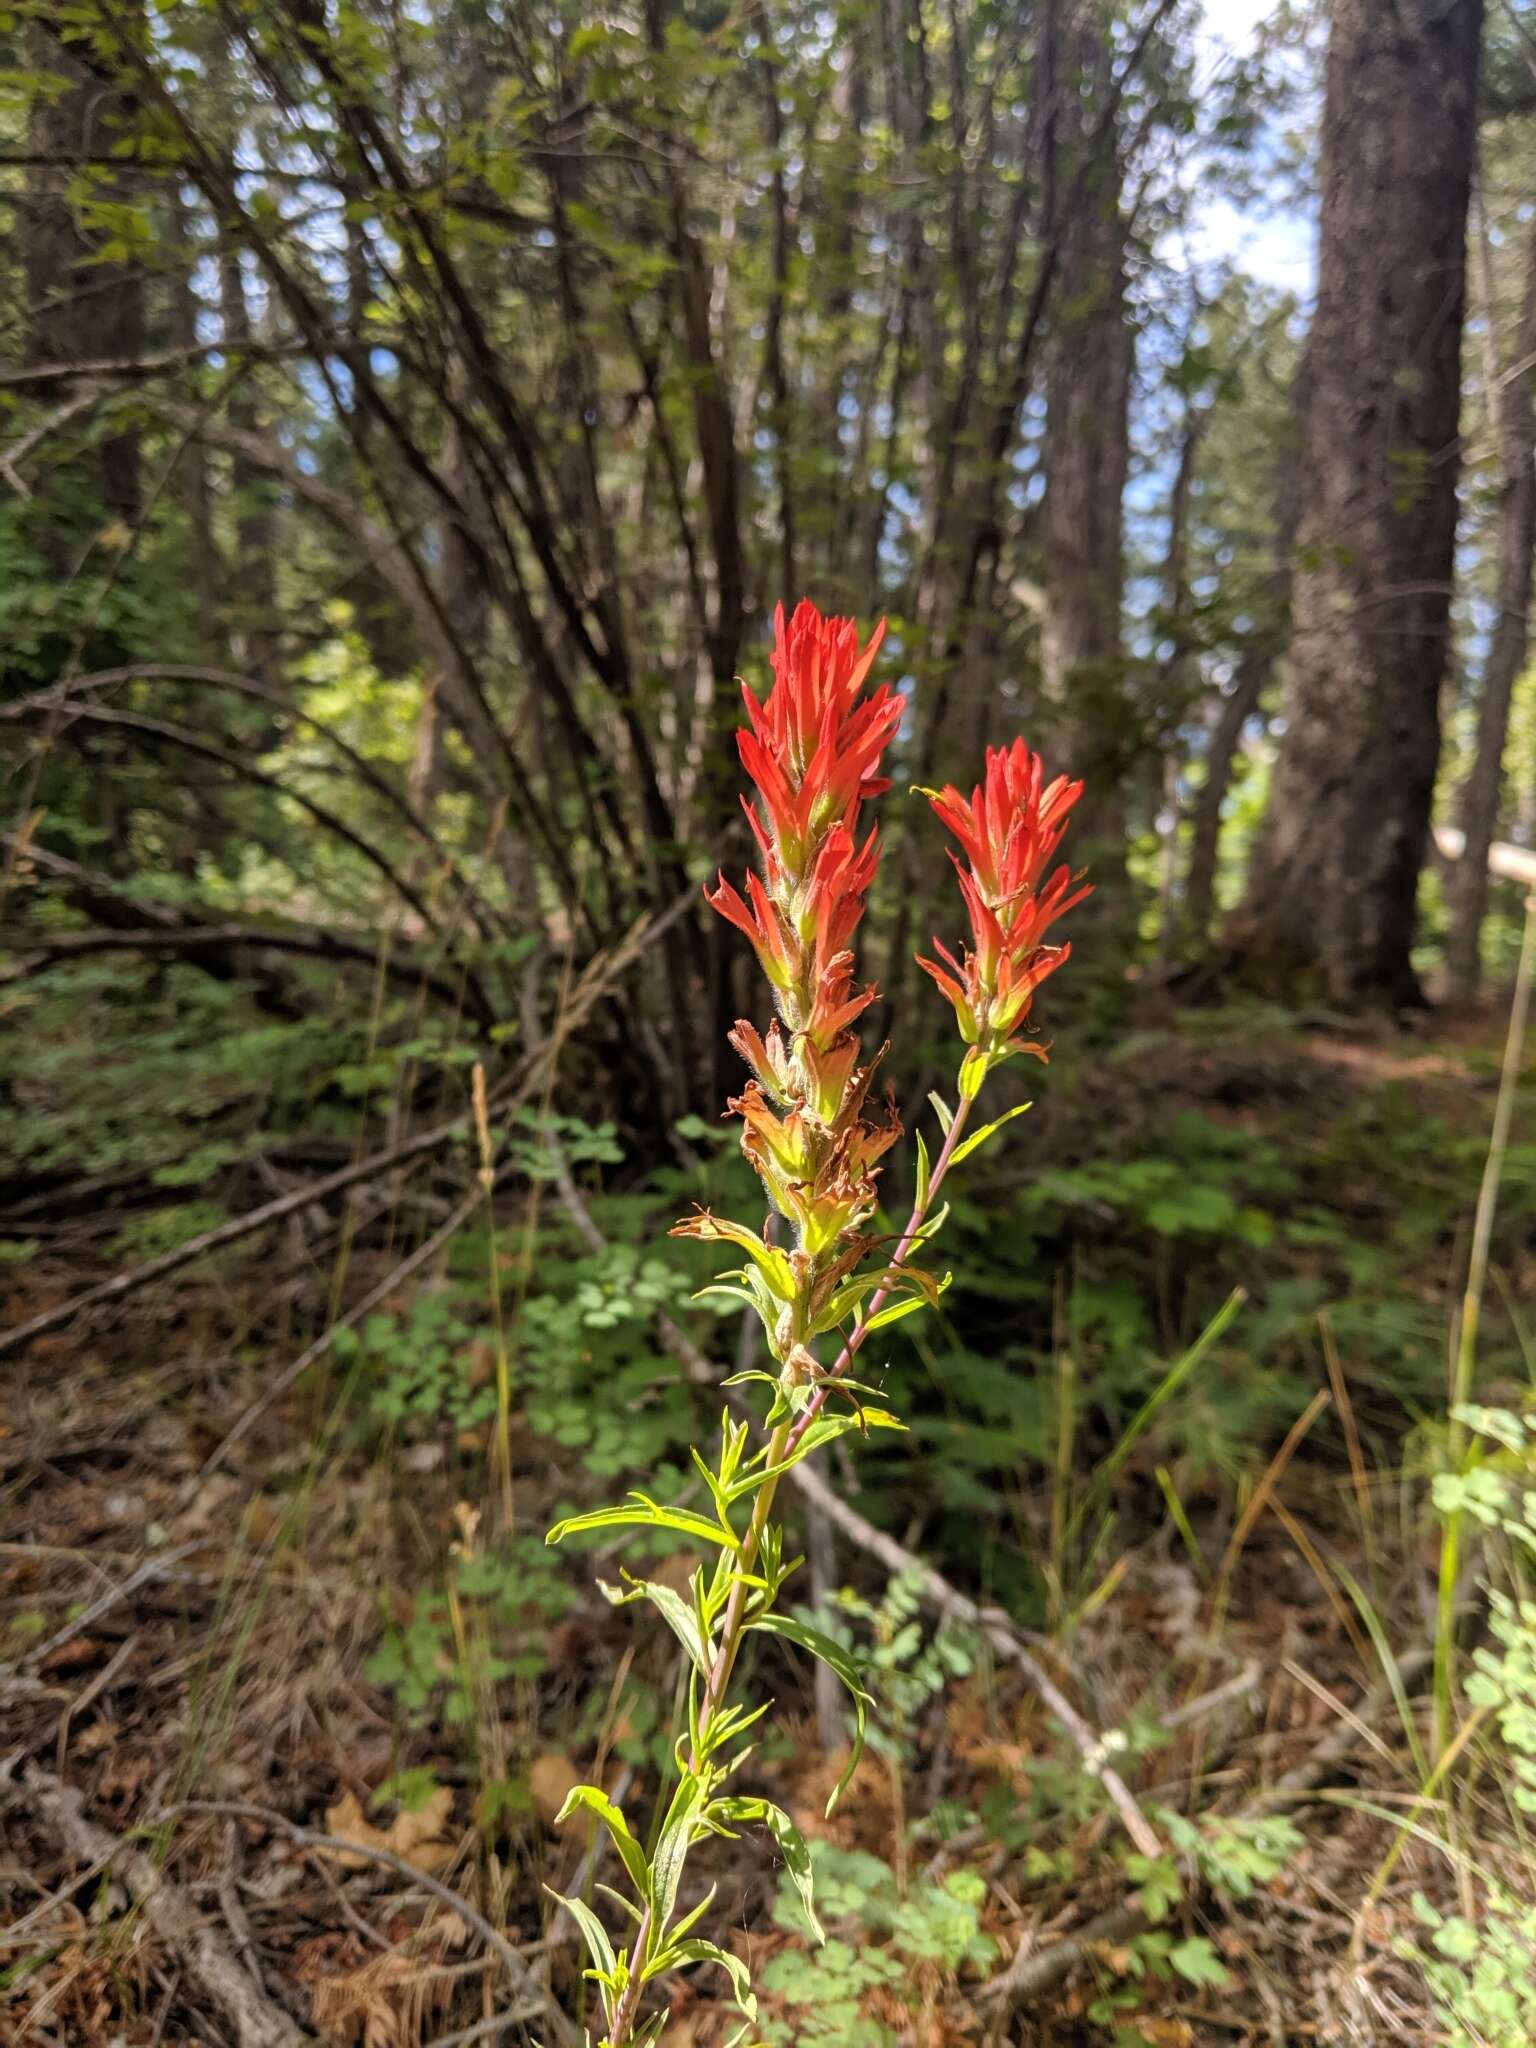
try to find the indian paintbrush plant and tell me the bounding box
[545,600,1088,2045]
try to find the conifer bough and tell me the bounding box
[546,600,1088,2045]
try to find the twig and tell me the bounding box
[0,887,691,1363]
[1159,1661,1263,1735]
[21,1767,312,2048]
[153,1799,579,2048]
[421,2008,547,2048]
[788,1460,1164,1860]
[975,1640,1436,2011]
[16,1545,195,1673]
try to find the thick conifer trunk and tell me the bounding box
[1233,0,1482,1006]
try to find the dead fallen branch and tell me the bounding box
[975,1639,1437,2013]
[20,1766,313,2048]
[0,887,692,1362]
[155,1798,577,2047]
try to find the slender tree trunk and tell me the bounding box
[1183,370,1307,943]
[1041,7,1132,910]
[1232,0,1483,1007]
[1154,403,1203,955]
[218,240,280,686]
[167,184,220,650]
[760,35,796,606]
[1445,211,1536,1000]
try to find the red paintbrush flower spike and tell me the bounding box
[701,599,906,1285]
[919,738,1089,1075]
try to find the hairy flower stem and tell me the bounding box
[781,1088,975,1464]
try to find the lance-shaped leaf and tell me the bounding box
[947,1100,1031,1167]
[644,1935,759,2018]
[554,1786,650,1897]
[546,1492,739,1551]
[543,1886,620,2015]
[713,1795,823,1943]
[600,1571,712,1677]
[671,1209,797,1302]
[914,1127,931,1212]
[860,1282,952,1334]
[649,1769,709,1933]
[736,1408,906,1497]
[746,1611,872,1813]
[818,1257,947,1334]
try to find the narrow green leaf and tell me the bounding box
[915,1128,931,1212]
[747,1611,871,1813]
[726,1409,904,1500]
[554,1786,649,1897]
[927,1091,954,1135]
[600,1572,713,1676]
[544,1887,618,2008]
[948,1100,1031,1167]
[649,1772,708,1932]
[862,1281,951,1335]
[547,1494,738,1551]
[675,1213,796,1300]
[645,1936,758,2017]
[664,1881,719,1948]
[714,1797,822,1943]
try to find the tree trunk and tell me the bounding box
[1041,7,1132,905]
[1232,0,1482,1007]
[1183,369,1307,943]
[167,185,221,651]
[1444,210,1536,1000]
[24,18,145,538]
[218,239,281,687]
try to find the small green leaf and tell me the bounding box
[739,1409,906,1496]
[927,1091,954,1135]
[600,1572,712,1676]
[747,1611,871,1813]
[649,1771,708,1932]
[1168,1936,1230,1988]
[715,1797,823,1943]
[646,1935,758,2017]
[547,1494,738,1551]
[544,1887,618,2007]
[915,1129,931,1211]
[554,1787,650,1897]
[862,1281,951,1334]
[948,1101,1030,1167]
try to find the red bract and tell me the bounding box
[917,738,1090,1071]
[736,600,902,881]
[706,603,896,1051]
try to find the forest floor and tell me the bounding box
[2,995,1530,2048]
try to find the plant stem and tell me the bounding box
[1433,889,1536,1762]
[604,1418,793,2048]
[606,1087,977,2044]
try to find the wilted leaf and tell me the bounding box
[322,1785,456,1874]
